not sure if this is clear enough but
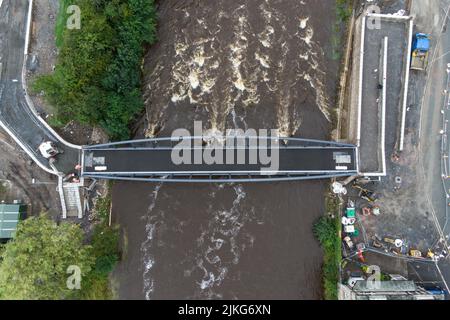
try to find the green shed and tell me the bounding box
[0,204,27,240]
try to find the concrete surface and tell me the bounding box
[359,18,410,173]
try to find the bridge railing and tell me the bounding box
[81,172,358,183]
[81,137,359,182]
[83,136,357,150]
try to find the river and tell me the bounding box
[112,0,341,300]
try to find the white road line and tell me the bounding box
[435,262,450,293]
[416,2,450,252]
[420,159,447,243]
[418,4,450,141]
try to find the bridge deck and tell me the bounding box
[82,147,358,177]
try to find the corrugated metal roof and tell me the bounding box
[0,204,26,239]
[353,280,417,292]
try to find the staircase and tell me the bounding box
[58,177,83,218]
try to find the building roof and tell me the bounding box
[353,280,417,292]
[0,204,26,239]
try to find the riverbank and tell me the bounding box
[314,0,354,300]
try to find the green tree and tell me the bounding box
[0,215,94,300]
[34,0,158,140]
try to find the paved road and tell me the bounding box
[416,0,450,235]
[0,0,79,175]
[412,0,450,294]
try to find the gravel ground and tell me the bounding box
[342,0,439,264]
[0,128,61,218]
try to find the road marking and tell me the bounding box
[417,2,450,251]
[435,262,450,293]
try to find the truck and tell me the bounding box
[411,33,431,71]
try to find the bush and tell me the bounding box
[80,195,120,299]
[91,223,120,276]
[314,215,341,300]
[34,0,158,140]
[80,224,119,299]
[314,216,338,250]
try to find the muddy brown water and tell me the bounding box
[112,0,341,299]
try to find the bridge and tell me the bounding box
[0,0,360,219]
[81,137,359,183]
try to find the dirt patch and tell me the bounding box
[0,129,61,218]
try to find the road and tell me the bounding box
[412,0,450,293]
[0,0,79,175]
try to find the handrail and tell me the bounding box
[84,136,357,149]
[83,172,356,183]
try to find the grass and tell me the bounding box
[336,0,353,23]
[55,0,71,48]
[331,0,354,140]
[47,115,66,128]
[314,194,342,300]
[331,0,353,61]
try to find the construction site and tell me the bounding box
[336,0,450,299]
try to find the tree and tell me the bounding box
[0,215,94,300]
[34,0,158,140]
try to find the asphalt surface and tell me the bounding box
[411,0,450,293]
[0,0,79,174]
[359,18,409,173]
[83,146,357,175]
